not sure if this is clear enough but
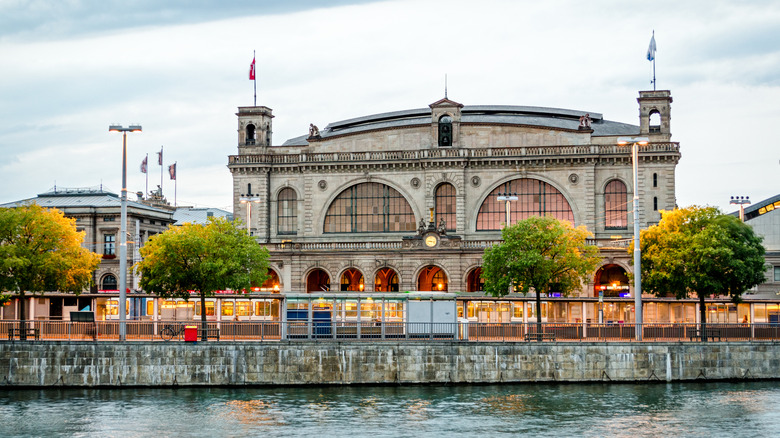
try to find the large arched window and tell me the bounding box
[324,183,415,233]
[435,183,456,232]
[306,269,330,293]
[340,268,364,291]
[438,115,452,146]
[466,267,484,292]
[277,188,297,235]
[417,266,448,292]
[605,180,628,230]
[374,267,399,292]
[476,179,574,231]
[102,274,117,291]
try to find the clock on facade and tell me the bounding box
[424,235,438,247]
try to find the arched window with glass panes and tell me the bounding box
[476,179,574,231]
[435,183,456,232]
[324,183,416,233]
[604,179,628,230]
[277,188,297,235]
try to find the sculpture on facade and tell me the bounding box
[578,114,592,130]
[438,218,447,235]
[418,218,427,235]
[308,123,320,138]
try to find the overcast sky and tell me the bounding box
[1,0,778,215]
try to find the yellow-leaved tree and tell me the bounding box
[0,204,101,338]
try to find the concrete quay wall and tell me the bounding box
[1,342,778,387]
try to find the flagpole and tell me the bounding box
[145,153,149,198]
[253,50,257,106]
[652,31,656,91]
[159,146,163,197]
[174,161,178,207]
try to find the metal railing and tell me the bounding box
[2,321,778,342]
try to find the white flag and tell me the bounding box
[647,34,657,61]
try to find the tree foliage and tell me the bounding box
[636,206,766,303]
[136,217,269,340]
[481,216,600,334]
[0,204,101,321]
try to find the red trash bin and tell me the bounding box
[184,325,198,342]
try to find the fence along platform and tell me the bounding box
[1,321,778,342]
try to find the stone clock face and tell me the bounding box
[425,235,438,247]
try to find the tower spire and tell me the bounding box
[444,74,448,99]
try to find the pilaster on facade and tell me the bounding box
[582,165,597,234]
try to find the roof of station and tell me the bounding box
[739,194,780,222]
[282,104,640,146]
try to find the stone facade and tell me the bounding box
[1,341,776,387]
[229,91,680,296]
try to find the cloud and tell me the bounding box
[0,0,385,42]
[0,0,778,215]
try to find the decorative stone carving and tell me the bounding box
[471,176,481,187]
[411,177,421,188]
[318,180,327,190]
[569,173,579,184]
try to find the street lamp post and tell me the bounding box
[618,136,649,341]
[109,124,142,341]
[239,197,261,235]
[497,192,518,228]
[730,196,751,222]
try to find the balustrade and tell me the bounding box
[229,143,680,166]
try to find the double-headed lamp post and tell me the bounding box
[109,124,142,342]
[239,197,261,235]
[730,196,751,222]
[617,136,649,341]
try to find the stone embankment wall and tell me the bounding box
[1,341,778,387]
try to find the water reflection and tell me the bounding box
[2,383,780,437]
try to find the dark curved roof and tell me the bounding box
[282,104,639,146]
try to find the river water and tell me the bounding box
[2,382,779,437]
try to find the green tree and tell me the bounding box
[636,206,766,339]
[136,217,269,341]
[0,204,101,338]
[481,216,600,337]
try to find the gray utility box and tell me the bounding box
[407,299,457,338]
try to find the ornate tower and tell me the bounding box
[637,90,672,141]
[237,106,274,151]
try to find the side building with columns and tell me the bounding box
[228,90,680,319]
[0,186,175,320]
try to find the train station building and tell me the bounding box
[229,90,679,303]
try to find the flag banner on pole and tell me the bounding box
[168,163,176,180]
[157,148,163,165]
[249,57,256,80]
[647,34,657,61]
[140,156,148,174]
